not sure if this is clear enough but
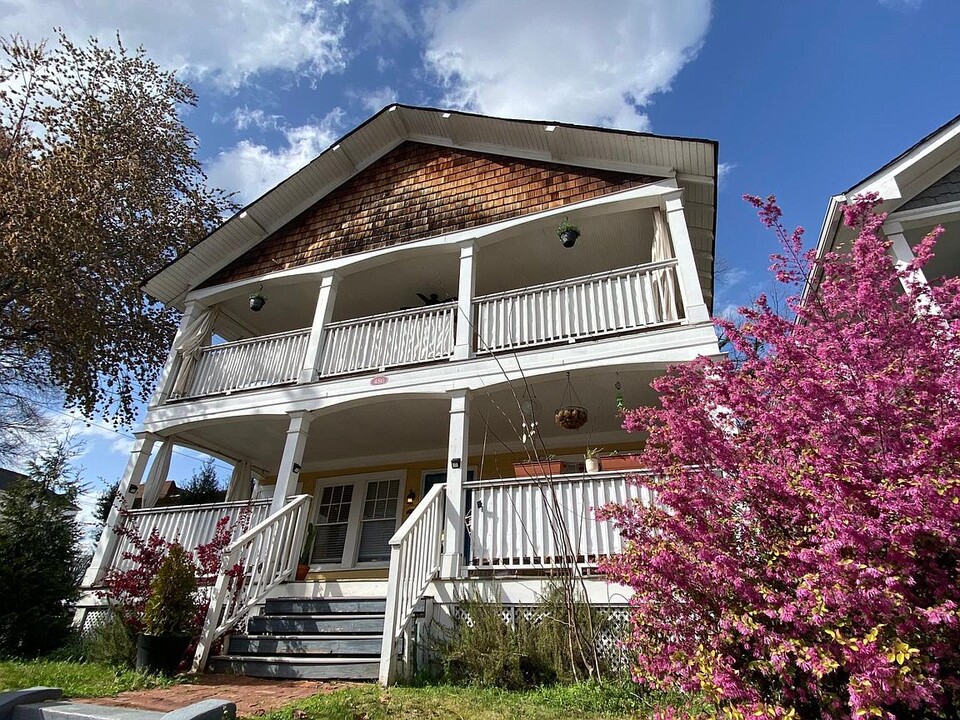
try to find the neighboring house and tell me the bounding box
[0,467,80,517]
[79,105,721,682]
[810,113,960,297]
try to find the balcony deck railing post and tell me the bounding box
[299,272,341,384]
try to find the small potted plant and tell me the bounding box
[556,218,580,248]
[136,544,198,675]
[249,289,267,312]
[584,447,602,474]
[514,455,567,478]
[296,523,318,581]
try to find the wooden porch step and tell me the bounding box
[228,633,382,656]
[264,597,386,615]
[247,613,384,635]
[207,655,379,680]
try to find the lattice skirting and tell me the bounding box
[449,603,633,671]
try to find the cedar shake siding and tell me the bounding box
[204,141,659,287]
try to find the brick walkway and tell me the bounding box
[79,675,361,717]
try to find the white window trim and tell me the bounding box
[310,469,406,572]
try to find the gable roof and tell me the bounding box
[146,105,719,308]
[813,113,960,260]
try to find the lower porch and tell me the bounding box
[82,368,657,682]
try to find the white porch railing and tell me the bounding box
[466,471,653,569]
[318,303,456,377]
[174,328,310,399]
[379,482,446,685]
[474,260,682,353]
[193,494,311,673]
[108,500,272,574]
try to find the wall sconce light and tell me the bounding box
[127,484,139,494]
[406,490,416,505]
[292,463,302,473]
[451,458,461,469]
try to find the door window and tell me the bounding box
[357,478,401,563]
[311,484,353,564]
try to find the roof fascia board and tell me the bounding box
[186,179,681,306]
[847,117,960,198]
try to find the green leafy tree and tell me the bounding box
[0,441,83,657]
[0,31,235,436]
[178,458,224,505]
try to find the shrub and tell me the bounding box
[84,612,137,667]
[143,544,198,637]
[438,586,614,690]
[600,195,960,718]
[0,442,82,657]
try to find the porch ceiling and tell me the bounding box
[210,208,660,341]
[174,367,662,477]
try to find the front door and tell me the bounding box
[310,471,404,569]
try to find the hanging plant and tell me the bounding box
[556,218,580,248]
[249,284,267,312]
[555,371,588,430]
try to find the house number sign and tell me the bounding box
[371,375,388,386]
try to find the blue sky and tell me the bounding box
[4,0,958,531]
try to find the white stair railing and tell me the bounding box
[192,494,311,672]
[475,260,682,352]
[379,482,446,685]
[319,303,456,377]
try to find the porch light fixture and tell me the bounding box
[406,490,416,505]
[451,458,461,469]
[249,284,267,312]
[127,484,138,494]
[292,463,302,474]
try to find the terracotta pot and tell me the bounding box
[295,563,310,581]
[136,634,190,675]
[514,460,566,478]
[599,455,644,472]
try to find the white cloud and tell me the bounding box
[353,86,400,115]
[717,161,736,189]
[206,108,346,205]
[53,409,134,458]
[0,0,348,89]
[423,0,712,131]
[878,0,922,9]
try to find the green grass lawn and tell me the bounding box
[0,660,177,698]
[248,683,700,720]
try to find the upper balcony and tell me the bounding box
[154,192,711,409]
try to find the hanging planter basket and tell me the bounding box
[554,404,588,430]
[554,371,588,430]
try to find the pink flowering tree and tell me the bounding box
[599,195,960,719]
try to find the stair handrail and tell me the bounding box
[192,493,312,672]
[379,482,446,685]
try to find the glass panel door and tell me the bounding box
[357,478,401,563]
[311,484,353,564]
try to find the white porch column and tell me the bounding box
[453,241,477,361]
[82,432,158,587]
[663,191,711,324]
[150,300,204,407]
[270,411,313,514]
[441,389,470,578]
[883,220,940,316]
[299,272,341,384]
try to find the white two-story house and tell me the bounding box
[79,105,721,683]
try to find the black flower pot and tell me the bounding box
[136,633,191,675]
[559,229,580,248]
[249,295,266,312]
